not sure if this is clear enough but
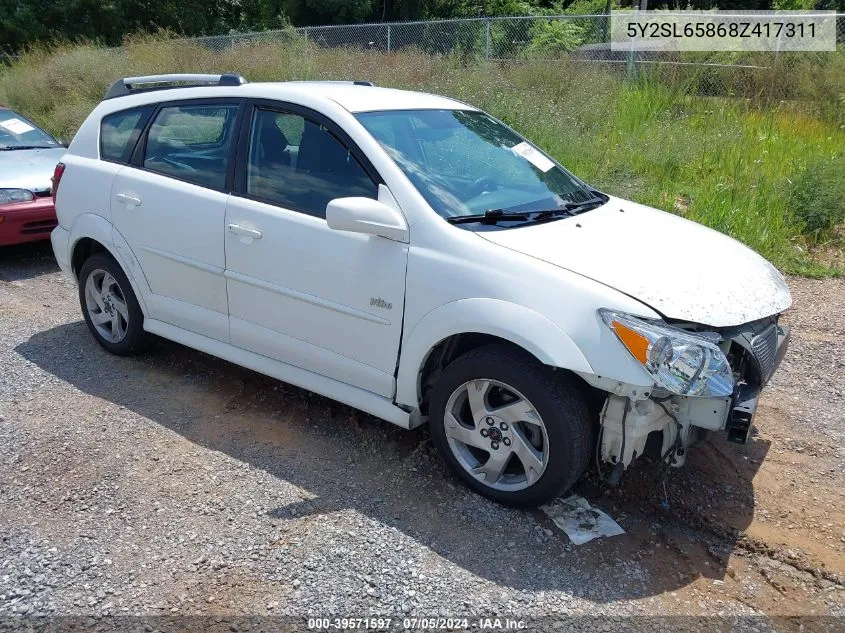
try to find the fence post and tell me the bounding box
[626,8,637,82]
[485,18,492,61]
[387,24,392,52]
[769,29,784,103]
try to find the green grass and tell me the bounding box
[1,34,843,276]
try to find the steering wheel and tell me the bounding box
[471,176,498,194]
[146,154,197,174]
[463,188,524,214]
[159,155,198,173]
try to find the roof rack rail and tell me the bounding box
[285,80,374,87]
[104,73,247,100]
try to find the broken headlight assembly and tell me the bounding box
[599,309,734,397]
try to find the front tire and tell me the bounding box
[78,252,148,356]
[429,344,591,508]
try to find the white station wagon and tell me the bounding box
[51,74,791,507]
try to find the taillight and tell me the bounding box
[51,162,65,197]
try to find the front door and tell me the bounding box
[224,104,408,397]
[110,100,242,342]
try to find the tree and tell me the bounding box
[280,0,374,25]
[2,0,809,54]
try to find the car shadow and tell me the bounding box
[0,240,58,281]
[15,322,769,601]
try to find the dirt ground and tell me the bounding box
[1,241,843,629]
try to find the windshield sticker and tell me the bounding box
[0,118,35,135]
[511,141,555,173]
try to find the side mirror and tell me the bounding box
[326,197,408,242]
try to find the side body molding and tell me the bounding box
[395,298,593,408]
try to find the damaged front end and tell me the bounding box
[596,312,790,480]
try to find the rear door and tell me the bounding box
[223,101,409,397]
[110,99,243,342]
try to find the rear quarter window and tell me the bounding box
[100,106,153,163]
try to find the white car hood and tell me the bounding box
[478,197,791,327]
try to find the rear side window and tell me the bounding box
[100,107,152,163]
[143,104,239,190]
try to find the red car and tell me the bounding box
[0,106,65,246]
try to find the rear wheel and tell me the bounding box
[78,252,148,356]
[429,344,591,507]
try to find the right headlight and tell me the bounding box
[0,188,35,204]
[599,309,734,397]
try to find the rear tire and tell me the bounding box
[429,344,591,508]
[78,252,148,356]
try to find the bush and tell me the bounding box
[789,155,845,243]
[524,19,587,57]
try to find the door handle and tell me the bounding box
[115,193,142,207]
[228,224,263,240]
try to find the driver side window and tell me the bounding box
[246,108,377,218]
[143,103,239,190]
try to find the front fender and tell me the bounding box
[395,298,593,408]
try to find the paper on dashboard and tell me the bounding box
[511,141,555,172]
[0,118,35,135]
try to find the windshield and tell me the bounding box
[0,110,59,150]
[355,109,597,221]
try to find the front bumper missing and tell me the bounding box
[600,322,792,467]
[600,394,730,469]
[725,323,790,444]
[726,383,759,444]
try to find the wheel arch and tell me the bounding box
[395,298,594,411]
[71,237,108,279]
[67,214,150,317]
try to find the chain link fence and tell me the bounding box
[186,14,845,58]
[176,14,845,101]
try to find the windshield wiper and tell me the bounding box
[446,209,531,225]
[539,197,607,216]
[446,197,607,226]
[514,197,608,224]
[0,145,55,151]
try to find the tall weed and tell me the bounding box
[1,34,842,274]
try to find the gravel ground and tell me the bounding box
[1,242,843,631]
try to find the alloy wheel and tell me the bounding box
[84,269,129,343]
[443,379,549,492]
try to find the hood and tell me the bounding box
[478,197,791,328]
[0,147,66,193]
